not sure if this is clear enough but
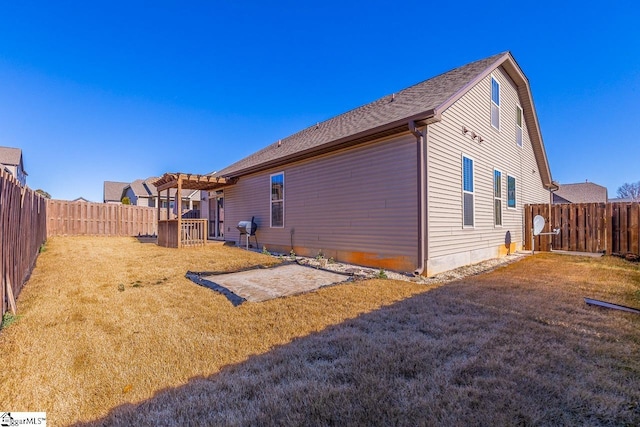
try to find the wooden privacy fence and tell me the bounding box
[47,200,157,237]
[524,202,640,254]
[1,170,47,317]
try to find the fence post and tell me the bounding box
[524,205,531,251]
[0,172,47,317]
[629,203,639,255]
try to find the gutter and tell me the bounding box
[409,120,427,275]
[219,110,437,179]
[548,180,559,205]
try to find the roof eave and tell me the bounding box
[434,52,511,116]
[219,111,437,178]
[432,52,554,190]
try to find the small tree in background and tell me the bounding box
[121,196,131,205]
[616,181,640,201]
[35,189,51,199]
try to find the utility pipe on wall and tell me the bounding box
[409,121,427,275]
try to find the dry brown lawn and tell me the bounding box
[1,239,639,426]
[0,236,428,426]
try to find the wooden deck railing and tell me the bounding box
[182,219,208,247]
[157,219,207,247]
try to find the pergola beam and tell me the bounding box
[177,176,182,248]
[152,172,236,192]
[152,172,236,249]
[156,181,178,192]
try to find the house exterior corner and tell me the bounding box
[212,52,554,276]
[424,65,550,275]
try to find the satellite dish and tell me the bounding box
[533,215,545,236]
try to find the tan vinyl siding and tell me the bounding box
[224,133,419,272]
[427,67,548,272]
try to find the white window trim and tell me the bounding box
[462,154,475,228]
[270,172,285,228]
[516,105,523,148]
[491,75,500,131]
[507,174,517,210]
[494,168,503,227]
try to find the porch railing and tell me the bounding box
[157,218,208,247]
[182,219,208,247]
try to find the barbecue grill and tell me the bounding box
[236,216,258,250]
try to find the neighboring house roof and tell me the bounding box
[128,178,158,198]
[148,177,198,199]
[215,51,554,190]
[129,179,148,197]
[144,178,160,197]
[184,189,201,200]
[553,182,608,203]
[103,181,129,202]
[126,177,200,200]
[73,197,91,202]
[0,146,27,174]
[608,197,634,203]
[166,187,201,200]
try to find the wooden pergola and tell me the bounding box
[152,173,235,248]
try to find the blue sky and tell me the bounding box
[0,1,638,201]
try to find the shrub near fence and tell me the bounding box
[525,202,640,254]
[1,170,47,317]
[47,200,157,237]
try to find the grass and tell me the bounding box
[1,312,19,329]
[376,268,388,279]
[1,240,639,426]
[92,252,639,427]
[0,236,428,426]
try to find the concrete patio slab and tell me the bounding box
[196,264,351,303]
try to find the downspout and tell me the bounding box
[409,120,427,275]
[548,181,559,251]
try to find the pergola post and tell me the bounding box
[156,189,160,237]
[152,172,236,248]
[177,176,182,249]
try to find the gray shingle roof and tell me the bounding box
[106,177,200,204]
[129,179,147,197]
[0,146,26,176]
[128,178,158,198]
[103,181,129,203]
[553,182,608,204]
[216,52,507,178]
[0,146,22,166]
[168,188,201,199]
